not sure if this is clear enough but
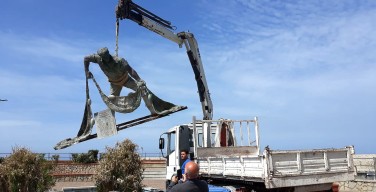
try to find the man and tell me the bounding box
[84,47,143,98]
[167,161,209,192]
[180,149,191,174]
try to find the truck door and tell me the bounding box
[165,125,191,181]
[178,125,192,165]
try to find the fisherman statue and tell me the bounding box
[54,47,184,149]
[85,47,142,101]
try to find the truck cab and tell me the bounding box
[159,117,260,188]
[159,122,219,183]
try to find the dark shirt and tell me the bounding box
[167,179,209,192]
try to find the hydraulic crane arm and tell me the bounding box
[116,0,183,45]
[116,0,213,120]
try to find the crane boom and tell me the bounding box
[116,0,213,120]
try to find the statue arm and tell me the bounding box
[84,54,101,70]
[84,54,100,78]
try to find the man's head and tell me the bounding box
[97,47,111,62]
[185,161,199,179]
[180,149,189,160]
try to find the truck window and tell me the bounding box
[197,133,203,147]
[189,129,194,147]
[211,132,216,147]
[169,132,176,154]
[197,132,216,147]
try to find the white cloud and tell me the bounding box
[0,120,41,128]
[0,32,90,63]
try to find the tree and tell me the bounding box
[95,139,144,192]
[0,147,55,192]
[71,149,99,164]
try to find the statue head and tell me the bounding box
[97,47,111,62]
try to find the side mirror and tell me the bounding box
[159,138,165,149]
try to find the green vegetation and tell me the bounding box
[95,139,144,192]
[0,147,55,192]
[71,149,99,163]
[51,154,60,163]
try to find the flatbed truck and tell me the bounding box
[159,117,355,191]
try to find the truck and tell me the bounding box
[115,1,356,191]
[158,117,355,191]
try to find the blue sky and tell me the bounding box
[1,0,375,155]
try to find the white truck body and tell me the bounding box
[160,117,355,191]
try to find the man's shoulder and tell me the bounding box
[171,181,196,189]
[193,179,209,187]
[181,159,191,167]
[173,180,208,192]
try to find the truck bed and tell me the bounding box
[196,146,355,189]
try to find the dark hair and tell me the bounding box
[180,149,189,154]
